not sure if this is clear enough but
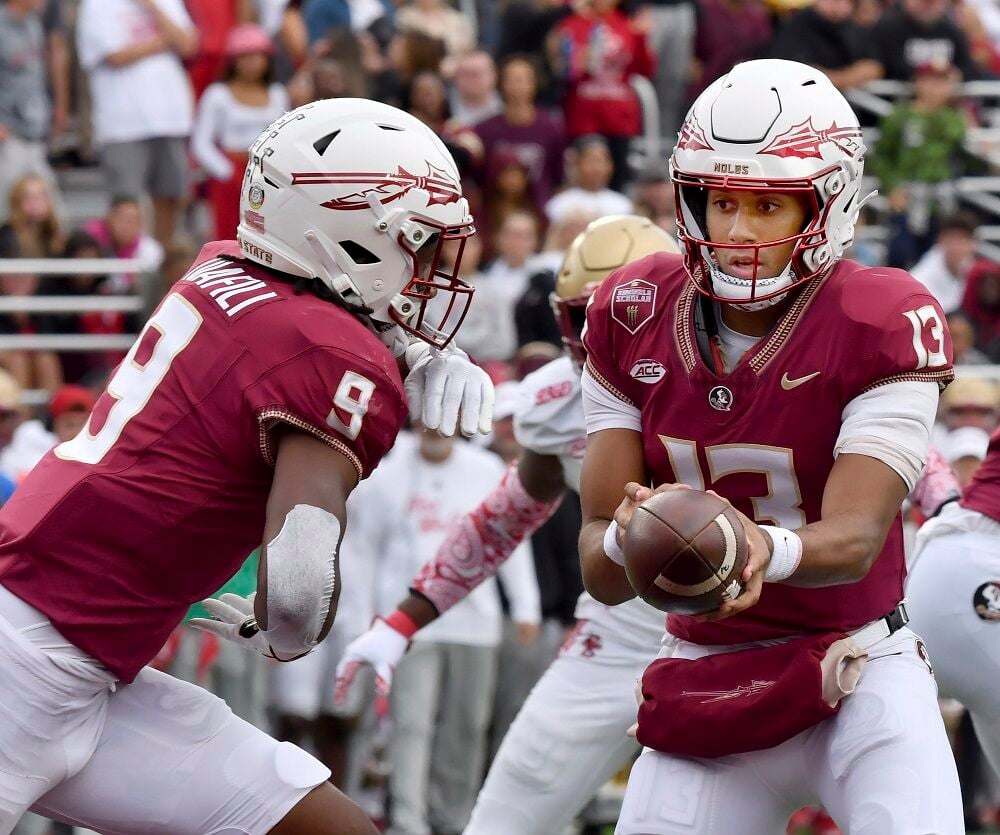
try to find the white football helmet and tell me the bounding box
[671,59,873,309]
[237,98,475,347]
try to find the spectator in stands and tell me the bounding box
[449,51,501,127]
[47,230,119,385]
[0,368,46,488]
[769,0,885,91]
[0,267,62,398]
[372,27,448,109]
[0,175,63,260]
[874,0,979,80]
[288,28,370,105]
[954,0,1000,76]
[497,0,572,67]
[192,24,289,241]
[871,60,968,268]
[41,0,70,144]
[690,0,772,99]
[0,0,59,224]
[643,0,697,140]
[632,160,676,231]
[545,135,632,225]
[479,150,544,260]
[353,426,538,835]
[450,234,517,363]
[254,0,307,80]
[948,311,992,364]
[962,258,1000,360]
[85,196,164,293]
[405,69,450,131]
[550,0,654,191]
[302,0,350,43]
[185,0,240,99]
[910,211,978,312]
[475,55,566,213]
[48,384,96,444]
[936,377,998,483]
[396,0,475,67]
[76,0,199,248]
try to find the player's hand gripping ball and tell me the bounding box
[624,489,748,615]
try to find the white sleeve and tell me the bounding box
[835,381,939,491]
[157,0,195,29]
[497,539,541,625]
[582,365,642,433]
[191,86,235,180]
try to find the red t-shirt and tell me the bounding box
[0,242,408,681]
[584,253,953,645]
[553,10,654,138]
[962,426,1000,523]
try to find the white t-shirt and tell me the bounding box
[191,83,290,180]
[545,187,633,225]
[77,0,195,145]
[910,245,970,315]
[348,435,540,648]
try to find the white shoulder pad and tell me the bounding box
[514,355,587,462]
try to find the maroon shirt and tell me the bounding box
[584,253,953,645]
[962,427,1000,523]
[474,110,566,207]
[0,242,408,682]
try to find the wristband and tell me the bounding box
[759,526,803,582]
[603,520,627,567]
[383,609,420,639]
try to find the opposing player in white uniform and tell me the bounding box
[908,427,1000,775]
[334,216,679,834]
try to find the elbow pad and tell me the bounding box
[264,504,341,657]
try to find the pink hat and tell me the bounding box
[224,24,274,58]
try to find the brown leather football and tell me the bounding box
[623,489,748,615]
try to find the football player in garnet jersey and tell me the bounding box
[908,427,1000,785]
[0,99,494,835]
[579,60,964,833]
[334,215,679,835]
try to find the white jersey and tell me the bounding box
[514,355,665,650]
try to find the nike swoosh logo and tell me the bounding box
[780,371,821,390]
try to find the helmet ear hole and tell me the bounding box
[338,240,381,266]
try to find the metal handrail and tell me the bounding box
[0,258,149,275]
[0,296,144,313]
[0,334,137,351]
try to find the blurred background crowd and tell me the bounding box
[3,0,1000,833]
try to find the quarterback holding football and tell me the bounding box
[580,59,964,833]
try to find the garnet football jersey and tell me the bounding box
[962,426,1000,523]
[584,253,953,645]
[0,242,408,681]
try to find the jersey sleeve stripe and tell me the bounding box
[584,357,637,408]
[257,408,364,478]
[860,368,955,394]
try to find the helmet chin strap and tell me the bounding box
[707,258,795,312]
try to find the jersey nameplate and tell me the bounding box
[183,257,279,318]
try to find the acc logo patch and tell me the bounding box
[611,279,657,334]
[973,581,1000,622]
[630,359,666,383]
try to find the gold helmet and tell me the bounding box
[552,215,679,364]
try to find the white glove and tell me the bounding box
[404,342,494,437]
[333,618,410,708]
[189,592,306,661]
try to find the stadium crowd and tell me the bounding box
[2,0,1000,833]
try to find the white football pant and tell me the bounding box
[907,509,1000,777]
[464,623,653,835]
[614,627,962,835]
[0,584,329,835]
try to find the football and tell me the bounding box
[623,489,748,615]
